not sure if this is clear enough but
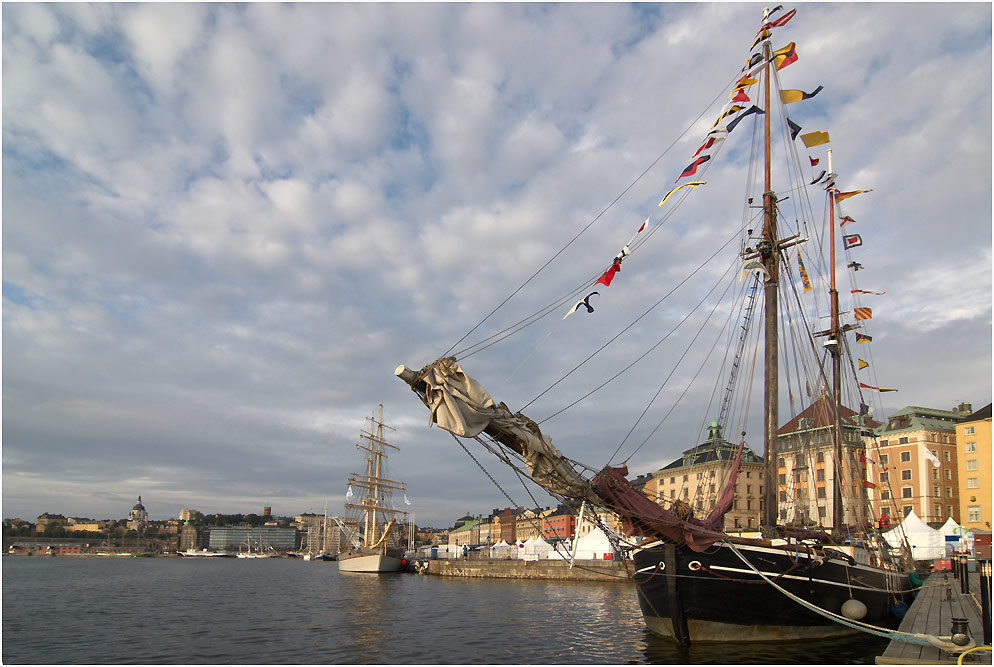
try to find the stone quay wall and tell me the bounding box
[421,558,632,582]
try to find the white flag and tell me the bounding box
[404,494,411,506]
[345,486,354,502]
[924,450,941,468]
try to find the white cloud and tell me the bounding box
[2,3,990,527]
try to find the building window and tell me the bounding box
[967,506,981,522]
[901,469,912,481]
[881,490,891,500]
[964,459,977,471]
[966,477,979,489]
[817,486,826,498]
[816,451,824,463]
[903,506,913,517]
[818,506,827,518]
[902,487,913,498]
[779,491,787,502]
[709,483,715,493]
[945,469,952,481]
[683,474,688,482]
[964,426,975,435]
[965,441,976,453]
[947,505,954,516]
[946,487,953,497]
[899,437,909,445]
[778,457,785,468]
[779,474,786,485]
[748,518,754,528]
[900,451,911,462]
[936,505,944,518]
[670,477,675,484]
[816,469,825,482]
[944,451,951,462]
[682,488,688,498]
[746,485,752,494]
[669,490,675,499]
[881,472,890,483]
[933,484,940,497]
[879,454,889,465]
[880,440,889,446]
[746,471,752,478]
[932,469,939,480]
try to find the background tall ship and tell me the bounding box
[338,405,409,573]
[395,5,918,645]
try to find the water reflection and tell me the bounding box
[2,558,892,664]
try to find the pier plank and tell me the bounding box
[877,572,990,665]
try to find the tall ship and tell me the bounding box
[338,405,409,573]
[394,6,917,644]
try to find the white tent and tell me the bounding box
[523,535,553,559]
[489,540,511,559]
[939,517,973,553]
[883,510,944,560]
[572,526,615,560]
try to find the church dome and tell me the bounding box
[132,496,145,511]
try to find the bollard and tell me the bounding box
[953,554,961,580]
[980,560,992,646]
[959,555,970,595]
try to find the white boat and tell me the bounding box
[177,548,232,558]
[236,539,275,558]
[337,404,409,573]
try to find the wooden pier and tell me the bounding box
[876,571,991,665]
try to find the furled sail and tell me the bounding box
[396,358,743,551]
[396,358,600,503]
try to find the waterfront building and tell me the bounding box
[515,508,555,542]
[207,526,298,552]
[263,506,272,516]
[956,403,992,532]
[498,507,516,544]
[35,513,67,532]
[68,521,102,533]
[652,421,764,531]
[542,507,576,542]
[448,518,482,546]
[776,394,875,529]
[867,404,971,526]
[178,523,206,551]
[489,513,503,542]
[127,496,148,531]
[179,509,193,521]
[477,519,491,545]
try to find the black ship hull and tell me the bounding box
[632,538,916,644]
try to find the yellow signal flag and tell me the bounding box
[854,307,872,320]
[658,181,706,207]
[800,131,830,148]
[858,359,869,370]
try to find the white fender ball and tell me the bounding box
[841,598,867,620]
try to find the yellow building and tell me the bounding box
[956,403,991,532]
[651,422,765,532]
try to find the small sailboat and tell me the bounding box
[395,5,916,644]
[337,405,409,573]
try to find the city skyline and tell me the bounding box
[3,4,991,526]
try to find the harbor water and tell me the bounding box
[3,556,890,664]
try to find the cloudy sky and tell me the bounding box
[3,3,990,527]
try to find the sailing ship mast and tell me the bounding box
[760,6,780,532]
